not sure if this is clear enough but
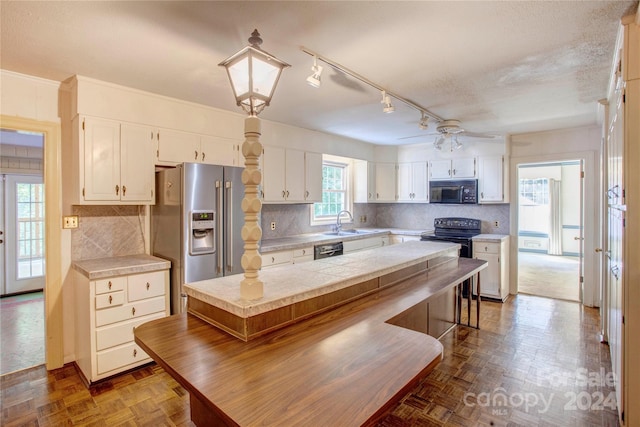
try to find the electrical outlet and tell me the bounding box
[494,220,499,228]
[63,215,79,229]
[270,222,276,231]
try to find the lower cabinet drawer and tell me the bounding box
[96,296,166,327]
[474,242,500,254]
[262,251,293,268]
[96,342,150,374]
[128,271,166,302]
[95,313,165,351]
[95,291,124,309]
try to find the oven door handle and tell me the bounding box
[459,185,465,203]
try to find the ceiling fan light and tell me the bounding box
[453,136,463,150]
[434,136,444,150]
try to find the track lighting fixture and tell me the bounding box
[434,136,445,150]
[301,47,443,122]
[452,135,463,150]
[419,113,429,130]
[381,91,395,113]
[306,56,323,88]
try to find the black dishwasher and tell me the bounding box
[314,242,344,259]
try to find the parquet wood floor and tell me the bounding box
[1,295,618,426]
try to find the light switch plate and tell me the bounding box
[63,215,79,229]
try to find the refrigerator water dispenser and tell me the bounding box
[189,211,215,255]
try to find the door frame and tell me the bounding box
[0,115,63,370]
[510,150,599,307]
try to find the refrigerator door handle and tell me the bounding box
[216,180,223,274]
[226,180,233,272]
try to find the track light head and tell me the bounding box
[419,113,429,130]
[306,56,323,88]
[381,91,394,113]
[453,136,463,150]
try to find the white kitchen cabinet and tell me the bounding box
[390,234,421,244]
[74,269,170,384]
[354,160,376,203]
[472,236,509,301]
[304,152,323,203]
[74,116,155,204]
[261,246,313,269]
[397,161,428,202]
[343,235,389,253]
[156,129,240,167]
[374,163,397,202]
[429,158,476,179]
[262,146,321,203]
[478,156,509,203]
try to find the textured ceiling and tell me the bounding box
[1,1,637,145]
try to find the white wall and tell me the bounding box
[510,125,601,307]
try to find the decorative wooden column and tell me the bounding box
[240,116,264,300]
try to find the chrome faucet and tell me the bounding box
[335,210,353,232]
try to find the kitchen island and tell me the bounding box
[134,242,487,426]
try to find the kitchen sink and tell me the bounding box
[323,229,374,236]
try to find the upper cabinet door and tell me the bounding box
[374,163,397,202]
[120,123,155,202]
[262,145,287,202]
[452,158,476,178]
[411,161,429,202]
[83,117,121,201]
[200,135,240,167]
[429,160,451,179]
[478,156,504,203]
[304,152,323,203]
[157,129,201,164]
[285,149,306,202]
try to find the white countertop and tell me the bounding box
[184,240,458,318]
[472,234,510,242]
[260,228,431,253]
[72,254,171,280]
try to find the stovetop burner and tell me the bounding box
[421,217,481,240]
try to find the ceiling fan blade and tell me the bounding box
[459,131,498,139]
[397,133,438,140]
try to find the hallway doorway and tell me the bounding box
[516,161,583,302]
[1,128,46,374]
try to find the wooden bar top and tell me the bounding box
[134,258,486,426]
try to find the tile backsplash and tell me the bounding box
[261,202,509,239]
[71,205,146,261]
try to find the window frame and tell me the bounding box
[310,156,353,226]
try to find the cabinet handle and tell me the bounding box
[132,307,136,316]
[109,295,113,304]
[195,150,199,160]
[122,185,126,196]
[108,281,112,290]
[133,349,137,357]
[282,190,286,198]
[146,282,150,290]
[481,192,484,199]
[271,257,275,263]
[115,185,120,195]
[302,249,306,255]
[202,152,206,161]
[453,169,456,175]
[448,169,451,176]
[286,190,290,198]
[305,190,309,198]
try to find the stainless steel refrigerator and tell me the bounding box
[151,163,244,314]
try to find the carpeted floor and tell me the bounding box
[518,252,580,301]
[0,291,45,375]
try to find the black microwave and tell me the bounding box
[429,179,478,204]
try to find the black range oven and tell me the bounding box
[421,217,481,295]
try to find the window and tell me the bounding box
[16,181,45,279]
[519,178,549,205]
[311,159,352,224]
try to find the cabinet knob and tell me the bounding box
[109,295,113,304]
[202,152,206,161]
[122,185,126,196]
[115,185,120,195]
[195,150,198,160]
[146,282,150,290]
[595,248,603,253]
[108,281,112,290]
[132,307,136,316]
[133,349,137,357]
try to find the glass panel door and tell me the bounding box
[4,174,45,295]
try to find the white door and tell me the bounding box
[3,174,45,295]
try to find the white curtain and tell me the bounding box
[548,178,562,255]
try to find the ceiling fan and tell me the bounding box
[399,119,497,150]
